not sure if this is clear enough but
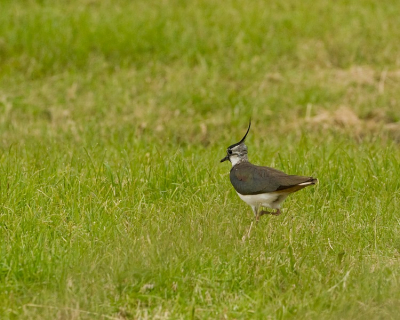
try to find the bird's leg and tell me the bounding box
[258,208,272,216]
[257,208,281,217]
[271,209,281,216]
[254,206,266,222]
[252,206,260,221]
[254,207,281,221]
[256,207,270,221]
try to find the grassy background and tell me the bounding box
[1,0,400,319]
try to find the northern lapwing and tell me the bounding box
[220,121,317,221]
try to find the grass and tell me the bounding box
[1,0,400,318]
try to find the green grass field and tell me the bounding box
[1,0,400,319]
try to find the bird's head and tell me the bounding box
[220,120,251,166]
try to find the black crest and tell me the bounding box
[228,120,251,149]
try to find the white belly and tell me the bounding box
[236,192,289,209]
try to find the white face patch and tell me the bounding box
[229,154,241,166]
[228,144,248,166]
[226,122,251,159]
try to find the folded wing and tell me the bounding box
[230,162,316,195]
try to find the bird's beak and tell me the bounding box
[220,155,229,163]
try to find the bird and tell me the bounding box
[220,121,317,221]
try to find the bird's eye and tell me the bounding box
[228,150,232,154]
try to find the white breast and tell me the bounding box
[236,192,289,209]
